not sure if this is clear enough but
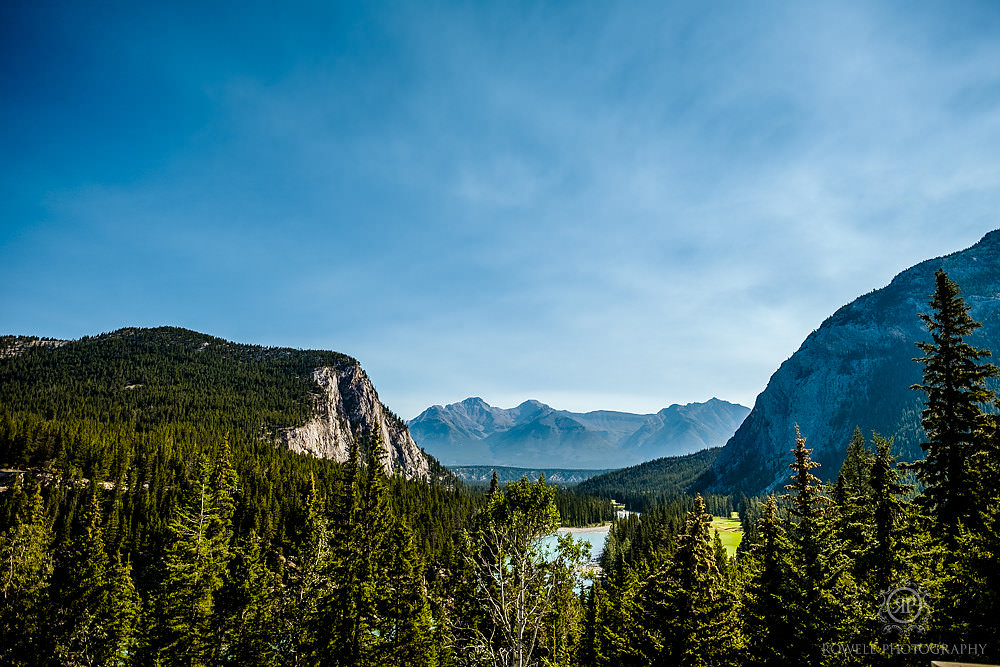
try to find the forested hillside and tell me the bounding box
[2,272,1000,665]
[0,327,445,481]
[573,448,720,511]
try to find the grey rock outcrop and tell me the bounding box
[704,229,1000,496]
[279,363,432,481]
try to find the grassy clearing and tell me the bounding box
[710,516,743,556]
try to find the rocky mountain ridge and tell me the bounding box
[409,396,750,468]
[703,230,1000,495]
[448,465,613,486]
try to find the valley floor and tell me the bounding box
[710,516,743,556]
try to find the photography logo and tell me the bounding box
[878,581,930,636]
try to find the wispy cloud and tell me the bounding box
[3,1,1000,417]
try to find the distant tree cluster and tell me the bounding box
[572,449,725,513]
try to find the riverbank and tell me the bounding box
[557,523,611,534]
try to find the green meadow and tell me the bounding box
[711,516,743,556]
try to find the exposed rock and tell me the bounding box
[0,336,69,359]
[280,363,431,481]
[704,229,1000,496]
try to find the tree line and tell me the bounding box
[2,270,1000,665]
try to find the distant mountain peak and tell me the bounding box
[460,396,489,407]
[409,396,749,468]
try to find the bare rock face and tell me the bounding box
[279,363,431,481]
[704,229,1000,496]
[0,336,69,359]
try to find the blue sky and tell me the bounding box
[3,1,1000,418]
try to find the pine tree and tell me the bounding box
[912,268,998,545]
[781,426,857,664]
[832,428,874,573]
[216,530,277,665]
[53,486,112,665]
[316,431,395,665]
[951,500,1000,653]
[632,494,739,667]
[596,563,643,667]
[742,495,794,666]
[103,552,141,667]
[579,580,604,667]
[0,478,54,664]
[282,474,331,665]
[860,434,913,593]
[210,436,240,536]
[711,530,730,582]
[375,519,436,667]
[152,448,237,665]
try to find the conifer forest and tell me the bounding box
[2,270,1000,666]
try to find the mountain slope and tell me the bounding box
[574,448,721,509]
[409,397,749,468]
[0,327,443,481]
[704,230,1000,495]
[623,399,751,454]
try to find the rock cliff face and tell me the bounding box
[704,230,1000,495]
[279,363,431,481]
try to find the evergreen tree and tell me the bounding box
[595,564,643,667]
[950,501,1000,653]
[53,486,112,665]
[216,530,277,665]
[281,474,331,666]
[152,448,237,665]
[832,428,874,572]
[103,552,141,667]
[860,435,913,593]
[631,494,739,667]
[711,530,730,582]
[579,580,604,667]
[316,432,396,665]
[742,495,794,666]
[0,479,54,665]
[375,519,436,667]
[912,269,998,545]
[781,427,857,665]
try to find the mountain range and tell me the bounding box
[448,466,613,486]
[702,229,1000,496]
[408,397,750,468]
